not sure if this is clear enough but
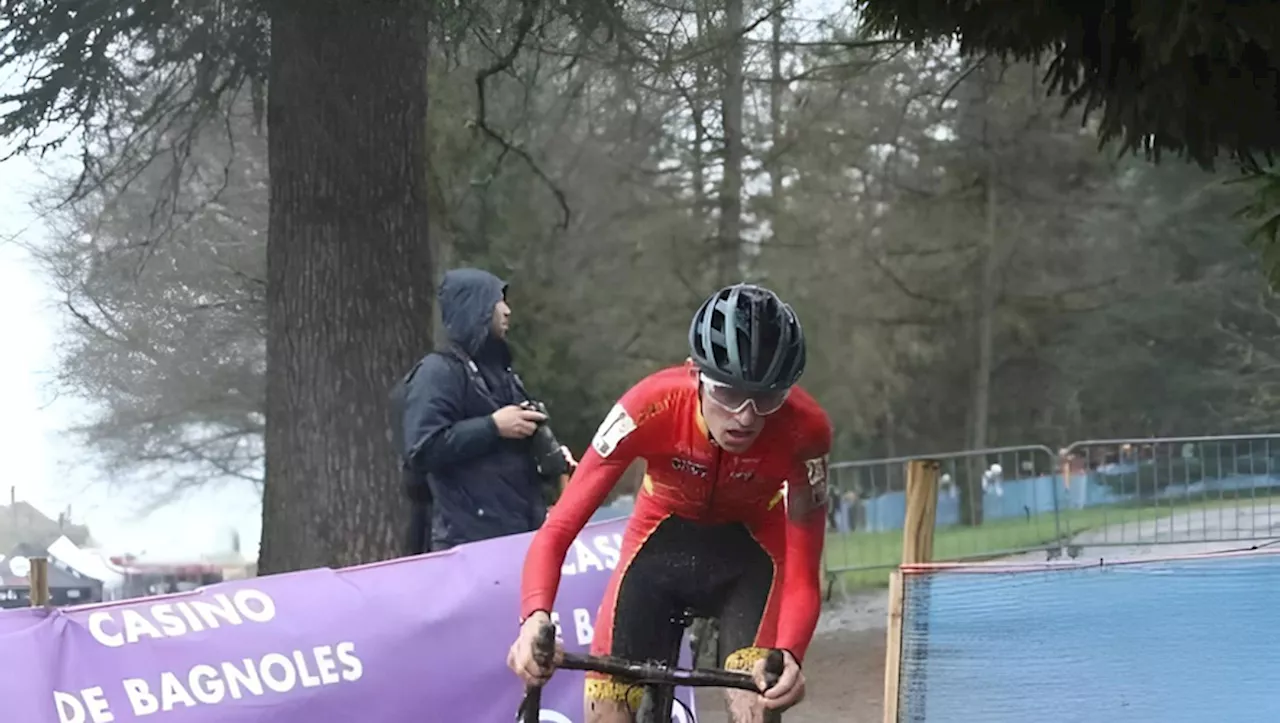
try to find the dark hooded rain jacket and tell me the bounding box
[402,268,545,550]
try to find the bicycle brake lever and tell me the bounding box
[762,649,785,691]
[533,622,557,668]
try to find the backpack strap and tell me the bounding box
[443,346,494,398]
[442,344,531,405]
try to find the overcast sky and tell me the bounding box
[0,152,262,562]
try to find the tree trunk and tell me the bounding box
[961,61,1001,527]
[259,1,433,574]
[692,0,708,231]
[432,234,451,347]
[717,0,745,285]
[882,406,898,458]
[768,1,785,210]
[961,158,997,527]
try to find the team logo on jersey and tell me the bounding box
[804,455,828,486]
[591,403,637,458]
[804,454,830,506]
[671,457,709,477]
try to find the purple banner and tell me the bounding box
[0,517,697,722]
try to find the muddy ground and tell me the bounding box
[694,590,889,723]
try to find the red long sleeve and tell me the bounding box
[519,446,629,619]
[773,503,826,662]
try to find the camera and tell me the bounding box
[522,400,569,480]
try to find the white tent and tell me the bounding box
[47,536,125,591]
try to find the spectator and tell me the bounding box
[833,489,860,534]
[981,462,1005,497]
[401,268,553,551]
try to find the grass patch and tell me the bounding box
[824,493,1280,591]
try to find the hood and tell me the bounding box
[438,268,508,357]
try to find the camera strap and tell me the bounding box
[443,345,528,406]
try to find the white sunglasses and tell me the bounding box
[699,374,790,416]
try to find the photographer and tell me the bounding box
[400,268,574,552]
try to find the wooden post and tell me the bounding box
[901,459,940,566]
[883,459,940,723]
[29,557,50,607]
[882,570,906,723]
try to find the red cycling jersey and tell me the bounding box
[520,361,833,661]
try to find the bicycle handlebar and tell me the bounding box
[519,622,785,722]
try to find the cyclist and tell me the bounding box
[508,283,832,723]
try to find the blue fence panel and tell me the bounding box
[858,472,1280,534]
[860,474,1066,533]
[898,552,1280,722]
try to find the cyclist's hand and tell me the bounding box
[493,405,546,439]
[507,612,561,686]
[754,650,805,710]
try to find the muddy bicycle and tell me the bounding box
[517,607,785,723]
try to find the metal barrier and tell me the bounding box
[827,434,1280,593]
[1058,434,1280,550]
[824,445,1060,589]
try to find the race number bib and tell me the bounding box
[591,403,636,458]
